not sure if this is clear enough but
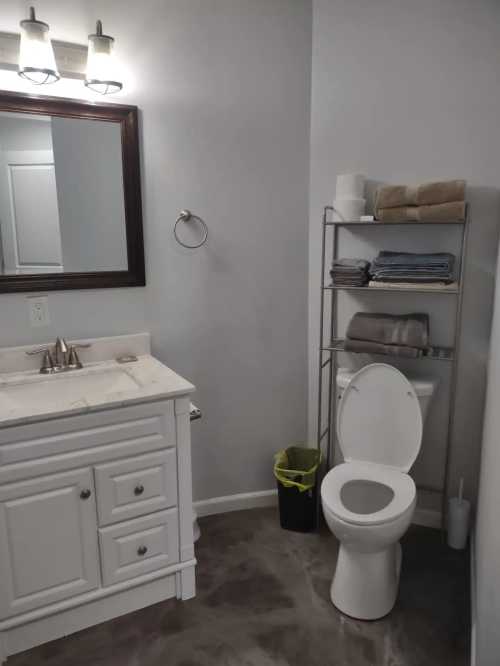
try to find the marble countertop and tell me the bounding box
[0,354,195,428]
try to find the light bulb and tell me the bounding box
[18,7,59,85]
[85,21,122,95]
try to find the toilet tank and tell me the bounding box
[336,367,438,424]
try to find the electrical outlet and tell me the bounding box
[28,296,50,327]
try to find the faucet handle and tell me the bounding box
[26,348,55,374]
[26,346,51,356]
[66,345,88,370]
[68,343,91,369]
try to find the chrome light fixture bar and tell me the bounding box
[85,20,122,95]
[18,6,59,85]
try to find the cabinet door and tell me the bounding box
[0,467,100,619]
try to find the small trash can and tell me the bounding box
[274,447,321,533]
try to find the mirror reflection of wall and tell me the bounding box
[0,113,128,276]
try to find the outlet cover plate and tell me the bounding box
[28,296,50,327]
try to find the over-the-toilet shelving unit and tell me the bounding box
[317,206,469,528]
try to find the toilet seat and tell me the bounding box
[321,462,416,526]
[321,364,420,527]
[337,363,423,472]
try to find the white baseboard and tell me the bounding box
[470,528,476,666]
[194,490,441,529]
[194,489,278,518]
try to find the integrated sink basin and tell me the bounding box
[0,334,195,427]
[0,367,141,413]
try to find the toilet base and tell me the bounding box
[331,542,402,620]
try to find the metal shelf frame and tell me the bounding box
[324,284,460,295]
[316,206,469,527]
[322,340,454,361]
[325,219,466,227]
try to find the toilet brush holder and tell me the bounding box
[447,479,470,550]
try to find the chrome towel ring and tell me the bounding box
[174,209,208,249]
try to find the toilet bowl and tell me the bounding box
[321,363,437,620]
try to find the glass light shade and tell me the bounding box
[18,7,59,85]
[85,21,122,95]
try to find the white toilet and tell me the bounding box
[321,363,438,620]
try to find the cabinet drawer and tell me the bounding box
[98,510,179,586]
[94,450,177,526]
[0,401,177,485]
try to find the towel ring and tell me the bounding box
[174,210,208,249]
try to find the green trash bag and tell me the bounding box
[273,447,321,493]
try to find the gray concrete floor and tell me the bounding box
[9,507,469,666]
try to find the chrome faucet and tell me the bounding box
[27,338,91,374]
[54,337,68,367]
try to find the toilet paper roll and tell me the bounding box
[336,173,365,200]
[447,497,471,550]
[332,198,366,222]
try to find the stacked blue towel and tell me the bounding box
[370,251,455,284]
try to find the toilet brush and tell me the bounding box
[447,477,471,550]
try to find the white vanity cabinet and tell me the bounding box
[0,394,195,664]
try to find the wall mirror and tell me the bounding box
[0,90,144,293]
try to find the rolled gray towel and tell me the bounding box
[346,312,429,349]
[344,338,423,358]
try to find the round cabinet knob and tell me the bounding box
[134,484,145,496]
[137,545,148,556]
[80,489,91,500]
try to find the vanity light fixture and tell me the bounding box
[85,20,122,95]
[18,6,59,85]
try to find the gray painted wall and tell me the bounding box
[0,0,312,502]
[309,0,500,513]
[0,116,52,151]
[52,117,127,272]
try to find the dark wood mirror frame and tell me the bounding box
[0,90,145,293]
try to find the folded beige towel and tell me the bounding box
[376,185,412,209]
[419,201,466,222]
[418,180,466,206]
[376,201,466,223]
[376,179,465,209]
[376,207,419,222]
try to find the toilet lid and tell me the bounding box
[337,363,423,472]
